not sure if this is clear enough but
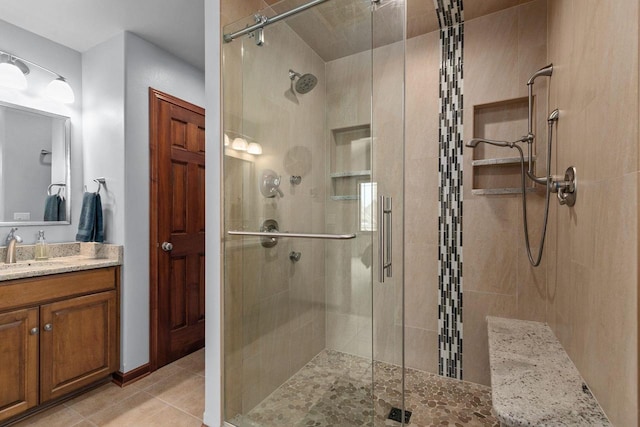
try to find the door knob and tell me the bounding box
[43,323,53,332]
[161,242,174,252]
[30,327,39,335]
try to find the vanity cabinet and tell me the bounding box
[0,267,120,424]
[0,308,39,421]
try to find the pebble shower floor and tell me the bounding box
[230,350,497,427]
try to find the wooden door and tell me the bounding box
[150,89,205,369]
[0,308,38,422]
[40,291,118,403]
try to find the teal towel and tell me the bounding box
[76,192,104,242]
[94,194,104,242]
[58,197,66,222]
[44,194,59,221]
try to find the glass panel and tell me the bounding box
[223,0,405,425]
[371,0,406,425]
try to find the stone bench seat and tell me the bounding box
[487,316,610,426]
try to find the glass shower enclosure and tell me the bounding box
[222,0,405,425]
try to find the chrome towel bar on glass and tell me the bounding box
[227,230,356,240]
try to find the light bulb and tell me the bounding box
[231,137,248,151]
[0,62,27,90]
[45,77,75,104]
[247,142,263,155]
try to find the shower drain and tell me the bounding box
[388,407,412,424]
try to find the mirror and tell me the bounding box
[0,100,70,225]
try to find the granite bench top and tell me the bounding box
[487,316,611,426]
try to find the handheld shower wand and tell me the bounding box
[466,64,576,267]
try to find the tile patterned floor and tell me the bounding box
[12,348,496,427]
[231,350,498,427]
[11,348,205,427]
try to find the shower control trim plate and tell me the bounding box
[551,166,577,207]
[260,219,279,248]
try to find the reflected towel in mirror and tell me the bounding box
[44,194,63,221]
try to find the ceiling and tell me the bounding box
[247,0,527,62]
[0,0,205,70]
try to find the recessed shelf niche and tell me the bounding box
[471,97,537,195]
[330,125,371,200]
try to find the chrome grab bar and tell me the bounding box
[228,230,356,240]
[378,196,392,282]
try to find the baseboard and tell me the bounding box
[112,363,151,387]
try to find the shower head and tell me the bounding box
[548,108,559,122]
[289,69,318,94]
[527,63,553,85]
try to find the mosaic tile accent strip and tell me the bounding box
[434,0,465,380]
[230,350,497,427]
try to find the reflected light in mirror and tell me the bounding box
[231,137,248,151]
[0,62,27,90]
[247,142,262,155]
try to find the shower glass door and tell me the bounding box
[223,1,405,425]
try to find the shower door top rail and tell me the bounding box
[223,0,331,43]
[228,230,356,240]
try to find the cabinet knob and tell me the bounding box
[161,242,174,252]
[43,323,53,332]
[30,327,39,335]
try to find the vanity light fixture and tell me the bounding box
[0,50,75,104]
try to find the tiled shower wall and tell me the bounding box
[405,0,549,384]
[546,0,639,424]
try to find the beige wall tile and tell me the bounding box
[546,0,639,424]
[464,291,517,385]
[405,327,439,373]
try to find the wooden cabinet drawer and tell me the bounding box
[0,267,117,312]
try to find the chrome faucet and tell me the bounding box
[5,227,22,264]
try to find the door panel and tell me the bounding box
[40,291,117,403]
[0,308,38,423]
[151,89,206,368]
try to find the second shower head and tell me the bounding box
[289,69,318,94]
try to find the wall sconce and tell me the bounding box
[0,50,75,104]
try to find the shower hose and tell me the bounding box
[513,120,555,267]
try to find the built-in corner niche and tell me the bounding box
[330,124,371,200]
[471,97,538,195]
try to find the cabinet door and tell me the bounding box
[40,291,117,402]
[0,308,38,422]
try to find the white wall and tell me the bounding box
[122,32,205,372]
[83,32,205,373]
[0,19,83,243]
[204,0,221,425]
[82,34,126,247]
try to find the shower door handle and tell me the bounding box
[378,196,392,282]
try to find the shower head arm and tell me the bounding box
[289,69,302,80]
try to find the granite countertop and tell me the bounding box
[0,242,122,282]
[487,316,611,426]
